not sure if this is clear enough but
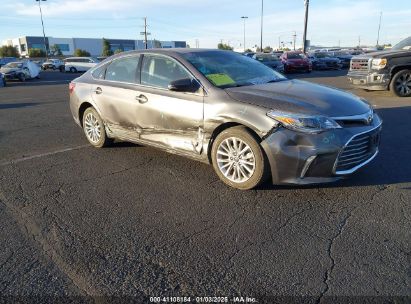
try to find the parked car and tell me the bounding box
[0,60,41,81]
[348,36,411,97]
[329,51,353,68]
[253,53,284,73]
[0,72,5,87]
[308,52,343,70]
[280,51,312,73]
[42,59,64,70]
[272,51,284,57]
[64,57,99,73]
[0,57,17,68]
[243,52,256,58]
[69,49,382,189]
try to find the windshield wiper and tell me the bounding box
[265,78,287,84]
[220,82,252,89]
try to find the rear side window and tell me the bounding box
[105,55,140,83]
[141,54,191,89]
[92,64,107,79]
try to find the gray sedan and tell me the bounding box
[69,49,382,190]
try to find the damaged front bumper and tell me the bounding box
[261,115,382,185]
[347,71,390,91]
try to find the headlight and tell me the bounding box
[371,58,387,69]
[267,110,342,133]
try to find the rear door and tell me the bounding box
[91,54,142,140]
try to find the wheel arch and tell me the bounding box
[390,64,411,79]
[206,122,265,164]
[78,101,95,127]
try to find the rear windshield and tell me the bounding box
[392,37,411,50]
[4,62,23,68]
[287,53,306,59]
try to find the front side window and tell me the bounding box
[105,55,139,83]
[141,55,192,89]
[182,51,286,88]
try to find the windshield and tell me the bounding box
[287,53,306,59]
[392,37,411,50]
[4,62,23,68]
[182,51,286,88]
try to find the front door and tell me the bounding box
[134,53,204,154]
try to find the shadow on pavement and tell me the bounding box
[0,103,41,110]
[4,71,78,88]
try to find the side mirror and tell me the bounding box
[168,78,200,93]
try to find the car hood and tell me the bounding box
[360,49,411,59]
[225,79,370,117]
[0,67,21,73]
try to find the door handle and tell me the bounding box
[135,94,148,104]
[94,87,102,94]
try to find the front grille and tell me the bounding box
[335,128,381,173]
[350,58,369,71]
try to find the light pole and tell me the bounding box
[260,0,264,51]
[241,16,248,52]
[376,11,383,47]
[36,0,48,58]
[302,0,310,53]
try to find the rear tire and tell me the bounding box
[82,107,112,148]
[211,126,269,190]
[390,69,411,97]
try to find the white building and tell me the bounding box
[1,36,187,57]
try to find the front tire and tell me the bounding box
[390,69,411,97]
[19,73,26,82]
[70,67,77,73]
[82,107,112,148]
[211,126,269,190]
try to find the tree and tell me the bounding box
[50,44,62,56]
[74,49,91,57]
[217,43,233,51]
[102,38,113,56]
[28,48,46,58]
[263,46,273,53]
[0,45,19,57]
[153,39,162,48]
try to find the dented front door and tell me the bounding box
[133,54,204,154]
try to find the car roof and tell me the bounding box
[111,48,234,59]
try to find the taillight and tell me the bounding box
[69,82,76,94]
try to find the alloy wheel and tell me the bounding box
[84,112,102,143]
[395,72,411,96]
[216,137,256,183]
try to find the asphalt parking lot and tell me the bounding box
[0,70,410,303]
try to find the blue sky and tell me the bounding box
[1,0,410,49]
